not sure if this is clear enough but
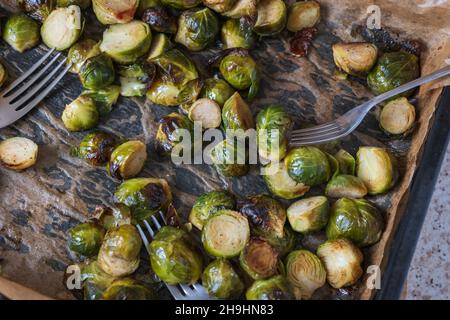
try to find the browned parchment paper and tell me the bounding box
[0,0,449,300]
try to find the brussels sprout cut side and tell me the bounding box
[102,278,156,300]
[222,92,254,130]
[108,140,147,180]
[147,33,174,60]
[287,0,320,32]
[221,18,256,50]
[379,97,416,135]
[325,175,368,198]
[223,0,258,19]
[72,131,119,166]
[3,14,41,53]
[287,196,329,234]
[62,95,99,132]
[202,259,244,299]
[68,222,105,258]
[0,137,38,171]
[93,0,139,25]
[246,275,293,300]
[58,0,92,10]
[333,42,378,77]
[240,238,279,280]
[253,0,287,36]
[189,98,222,129]
[200,78,235,107]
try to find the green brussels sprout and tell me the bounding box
[114,178,172,224]
[2,14,40,53]
[102,278,156,300]
[332,42,378,77]
[67,39,101,74]
[160,0,201,9]
[147,33,174,60]
[0,62,7,88]
[41,5,84,51]
[326,152,339,179]
[379,97,416,135]
[356,146,397,195]
[253,0,287,36]
[223,0,258,18]
[200,78,234,107]
[68,222,105,257]
[137,0,161,16]
[287,0,320,32]
[155,112,194,156]
[22,0,56,22]
[57,0,91,9]
[204,0,237,13]
[100,21,152,64]
[268,224,296,257]
[317,238,363,289]
[220,49,260,101]
[146,78,181,106]
[325,174,368,198]
[71,131,119,166]
[286,196,329,234]
[262,161,310,200]
[188,98,222,129]
[81,85,121,115]
[256,105,292,162]
[92,0,138,24]
[95,205,132,230]
[284,146,331,187]
[79,261,117,300]
[334,149,355,175]
[209,138,250,177]
[221,92,254,131]
[367,51,420,97]
[246,275,293,300]
[326,198,383,247]
[221,17,255,50]
[142,6,177,34]
[239,238,279,280]
[202,210,250,258]
[150,226,203,285]
[189,190,235,230]
[62,95,99,132]
[285,249,326,300]
[97,224,142,277]
[202,259,244,299]
[108,140,147,180]
[150,49,199,87]
[119,63,156,97]
[78,54,115,90]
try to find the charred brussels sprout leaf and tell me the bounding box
[223,0,258,18]
[285,147,331,187]
[334,149,355,175]
[161,0,201,9]
[202,259,244,299]
[79,54,115,90]
[286,196,329,234]
[102,278,156,300]
[151,49,199,86]
[67,39,101,74]
[332,42,378,77]
[142,6,177,34]
[246,275,293,300]
[155,112,193,156]
[189,190,235,230]
[0,63,7,88]
[147,33,174,60]
[222,92,254,130]
[325,174,368,198]
[150,226,203,285]
[200,78,234,107]
[62,95,99,132]
[81,85,121,115]
[204,0,237,13]
[287,0,320,32]
[239,238,279,280]
[79,261,117,300]
[119,63,156,97]
[72,131,119,166]
[108,140,148,180]
[209,138,249,177]
[253,0,287,36]
[2,14,40,53]
[221,18,256,50]
[379,97,416,135]
[22,0,56,22]
[57,0,92,9]
[92,0,138,24]
[68,222,105,257]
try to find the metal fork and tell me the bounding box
[290,64,450,146]
[0,48,72,129]
[136,211,212,300]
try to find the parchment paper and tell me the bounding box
[0,0,449,300]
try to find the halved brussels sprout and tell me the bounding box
[79,260,117,300]
[22,0,55,22]
[62,95,99,132]
[286,196,329,234]
[204,0,237,13]
[2,14,40,53]
[108,140,147,180]
[334,149,355,175]
[71,131,119,166]
[147,78,181,106]
[200,78,234,107]
[67,39,101,74]
[150,226,203,285]
[356,146,397,195]
[114,178,172,224]
[92,0,138,24]
[317,238,363,289]
[246,275,293,300]
[287,0,320,32]
[240,238,279,280]
[96,205,132,230]
[100,21,152,64]
[57,0,91,10]
[209,138,250,177]
[0,62,7,88]
[202,259,244,299]
[189,190,235,231]
[326,197,383,247]
[285,147,331,187]
[221,17,255,50]
[151,49,199,86]
[175,7,219,52]
[223,0,258,18]
[98,224,142,277]
[202,209,250,258]
[161,0,201,9]
[41,5,83,51]
[256,104,292,162]
[222,92,254,130]
[326,152,339,179]
[102,278,156,300]
[325,174,368,198]
[269,224,296,257]
[332,42,378,77]
[379,97,416,135]
[189,98,222,129]
[119,63,155,97]
[68,222,105,258]
[78,54,115,90]
[0,137,38,171]
[285,249,326,299]
[155,112,194,156]
[262,161,310,200]
[142,6,177,34]
[253,0,286,36]
[82,85,121,115]
[367,51,420,97]
[147,33,174,61]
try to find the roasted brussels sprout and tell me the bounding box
[222,92,254,131]
[68,222,105,257]
[356,146,397,195]
[119,63,155,97]
[262,161,310,200]
[367,51,420,96]
[81,85,121,115]
[98,224,142,277]
[223,0,258,18]
[79,260,117,300]
[287,0,320,32]
[200,78,234,107]
[317,238,363,289]
[219,49,260,101]
[221,17,255,49]
[202,210,250,258]
[62,95,99,132]
[0,62,7,88]
[161,0,201,9]
[151,49,199,86]
[2,14,40,53]
[142,6,177,34]
[326,198,383,247]
[285,249,326,299]
[150,226,203,285]
[114,178,172,224]
[269,224,296,257]
[100,21,152,64]
[334,149,355,175]
[286,196,329,234]
[57,0,91,9]
[41,5,83,51]
[379,97,416,135]
[78,54,115,90]
[332,42,378,77]
[71,131,118,166]
[155,112,194,156]
[204,0,237,13]
[253,0,286,36]
[326,152,339,179]
[240,238,279,280]
[67,39,101,74]
[147,33,174,60]
[187,98,221,129]
[209,138,249,177]
[147,78,182,106]
[22,0,55,22]
[285,147,331,187]
[246,275,293,300]
[202,259,244,299]
[92,0,138,24]
[96,205,132,230]
[108,141,147,180]
[256,105,292,162]
[0,137,38,171]
[325,174,368,198]
[102,278,156,300]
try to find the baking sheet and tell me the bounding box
[0,0,449,300]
